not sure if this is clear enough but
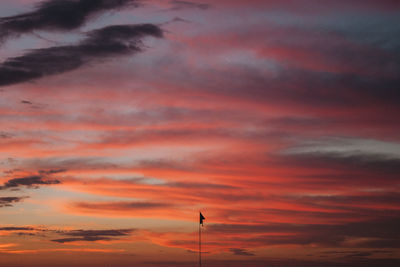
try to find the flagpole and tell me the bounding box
[199,215,201,267]
[199,212,205,267]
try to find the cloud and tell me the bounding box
[169,1,211,10]
[208,216,400,248]
[0,225,134,243]
[282,152,400,179]
[0,225,47,238]
[0,175,61,190]
[51,229,134,243]
[38,169,67,175]
[0,23,163,87]
[72,201,171,211]
[0,226,36,231]
[0,196,28,207]
[20,157,119,172]
[283,137,400,159]
[0,0,140,43]
[160,19,400,118]
[0,131,13,139]
[230,248,255,256]
[164,181,235,189]
[67,199,179,218]
[324,250,394,260]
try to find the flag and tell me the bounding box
[200,212,205,226]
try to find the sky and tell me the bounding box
[0,0,399,266]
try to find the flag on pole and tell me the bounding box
[200,212,205,226]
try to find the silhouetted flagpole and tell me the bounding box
[199,217,201,267]
[199,212,205,267]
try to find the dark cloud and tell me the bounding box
[186,52,400,117]
[282,192,400,213]
[169,1,211,10]
[185,249,210,254]
[230,248,255,256]
[344,252,373,258]
[64,229,134,237]
[38,168,67,175]
[321,250,391,259]
[208,216,400,248]
[0,196,27,207]
[19,99,47,109]
[51,229,134,243]
[23,157,119,171]
[322,250,393,255]
[51,237,106,243]
[16,232,37,236]
[282,152,400,179]
[261,69,399,109]
[0,23,162,87]
[73,200,171,211]
[0,226,35,231]
[0,131,13,139]
[164,181,235,190]
[0,0,140,42]
[123,176,236,189]
[0,175,61,190]
[2,168,22,175]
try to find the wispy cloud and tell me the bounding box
[0,23,163,87]
[0,227,36,231]
[230,248,255,256]
[169,1,210,10]
[69,200,173,217]
[0,131,13,139]
[0,174,61,190]
[207,216,400,248]
[0,0,140,43]
[0,225,135,244]
[51,228,134,243]
[0,196,28,207]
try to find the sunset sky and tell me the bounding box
[0,0,400,266]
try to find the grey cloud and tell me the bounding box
[0,23,163,87]
[0,131,13,139]
[169,1,210,10]
[282,193,400,213]
[124,176,236,189]
[230,248,255,256]
[38,168,67,175]
[73,200,171,211]
[51,228,134,243]
[163,181,236,190]
[208,216,400,248]
[0,175,61,190]
[0,226,36,231]
[24,157,119,171]
[289,152,400,177]
[0,0,140,43]
[0,196,28,207]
